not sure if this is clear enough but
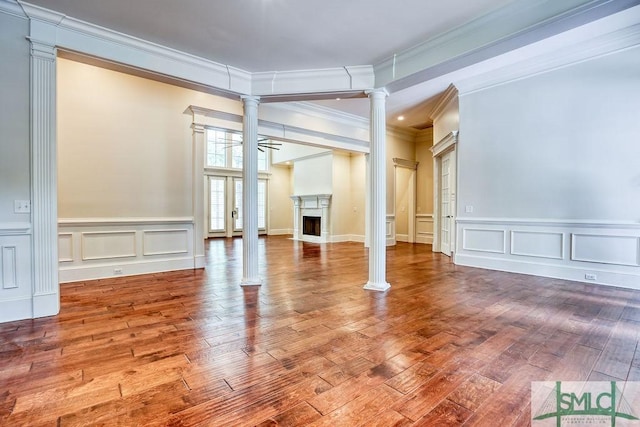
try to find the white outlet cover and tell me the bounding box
[14,200,31,213]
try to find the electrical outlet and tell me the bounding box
[14,200,31,213]
[585,273,597,281]
[114,268,123,275]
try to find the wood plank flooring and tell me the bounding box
[1,236,640,426]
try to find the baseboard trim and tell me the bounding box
[455,253,640,291]
[59,257,198,283]
[416,235,434,245]
[268,229,293,236]
[0,297,33,323]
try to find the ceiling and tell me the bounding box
[20,0,633,130]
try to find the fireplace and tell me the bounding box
[290,194,331,243]
[303,216,321,237]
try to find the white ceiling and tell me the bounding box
[24,0,513,72]
[20,0,636,130]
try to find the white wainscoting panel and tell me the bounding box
[2,246,17,289]
[416,214,434,245]
[386,215,396,246]
[511,231,564,260]
[143,229,189,256]
[462,228,506,254]
[59,218,196,283]
[82,231,137,261]
[571,234,639,266]
[455,218,640,290]
[0,230,33,322]
[58,233,74,262]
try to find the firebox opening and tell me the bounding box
[303,216,321,237]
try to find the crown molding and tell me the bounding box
[18,1,252,95]
[273,101,370,129]
[415,128,434,145]
[430,84,458,122]
[375,0,640,93]
[387,125,418,143]
[0,0,26,18]
[393,158,419,170]
[431,131,458,156]
[252,65,374,97]
[455,8,640,94]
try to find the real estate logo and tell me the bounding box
[532,381,640,426]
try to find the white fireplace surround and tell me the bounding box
[290,194,332,243]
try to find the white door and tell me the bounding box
[232,178,243,233]
[208,176,267,238]
[440,151,453,256]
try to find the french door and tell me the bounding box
[208,176,266,237]
[439,150,456,256]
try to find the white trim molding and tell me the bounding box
[416,214,434,245]
[455,217,640,290]
[431,130,459,157]
[58,218,197,283]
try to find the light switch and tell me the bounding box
[465,205,474,213]
[14,200,31,213]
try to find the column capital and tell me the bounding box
[365,88,389,99]
[241,95,261,106]
[191,123,205,134]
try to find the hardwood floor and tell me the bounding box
[1,236,640,426]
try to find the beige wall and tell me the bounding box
[415,127,434,215]
[268,164,293,233]
[58,56,431,240]
[349,154,366,237]
[57,58,239,219]
[433,97,459,144]
[331,153,352,237]
[386,129,416,214]
[292,154,333,196]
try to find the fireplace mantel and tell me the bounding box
[290,194,332,243]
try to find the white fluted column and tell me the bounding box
[241,96,262,286]
[30,38,60,316]
[364,89,390,292]
[191,123,206,268]
[290,196,301,240]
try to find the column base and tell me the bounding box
[363,281,390,292]
[240,277,263,287]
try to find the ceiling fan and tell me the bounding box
[217,136,282,152]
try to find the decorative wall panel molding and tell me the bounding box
[455,218,640,290]
[0,234,33,322]
[143,229,189,256]
[386,215,396,246]
[571,234,639,266]
[58,233,73,262]
[1,246,18,289]
[59,218,196,283]
[462,228,506,254]
[81,231,137,261]
[416,214,434,245]
[510,230,564,260]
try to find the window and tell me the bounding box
[205,129,270,236]
[206,129,270,172]
[206,129,227,168]
[209,177,225,232]
[231,133,243,169]
[258,180,266,229]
